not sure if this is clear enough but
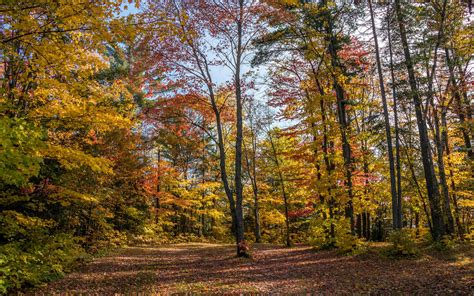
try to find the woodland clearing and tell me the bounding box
[30,243,473,294]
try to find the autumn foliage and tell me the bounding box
[1,0,472,293]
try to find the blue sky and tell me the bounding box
[120,2,283,127]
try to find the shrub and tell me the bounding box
[308,217,336,250]
[431,235,457,251]
[335,230,367,255]
[0,234,86,294]
[386,229,420,257]
[308,217,366,254]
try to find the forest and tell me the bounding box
[0,0,473,294]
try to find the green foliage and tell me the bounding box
[335,231,367,255]
[385,230,420,258]
[430,235,457,252]
[0,118,44,186]
[0,210,54,241]
[0,234,86,293]
[308,217,366,254]
[0,0,472,292]
[0,1,151,291]
[171,234,214,244]
[308,216,337,250]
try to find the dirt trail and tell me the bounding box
[30,243,472,294]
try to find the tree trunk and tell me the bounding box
[210,91,239,251]
[362,211,367,240]
[362,144,370,241]
[393,0,445,240]
[244,134,261,243]
[155,148,161,224]
[422,0,453,235]
[441,109,465,239]
[179,0,244,255]
[454,55,474,159]
[415,212,420,236]
[314,76,336,239]
[387,6,403,229]
[369,0,399,229]
[356,214,362,238]
[401,132,434,234]
[366,212,371,240]
[185,14,239,253]
[445,48,473,160]
[432,107,455,234]
[233,0,247,257]
[321,0,354,233]
[269,133,291,247]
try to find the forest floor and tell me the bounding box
[30,242,473,295]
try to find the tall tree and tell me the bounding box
[142,0,267,256]
[393,0,445,240]
[386,5,404,231]
[368,0,400,229]
[268,131,291,247]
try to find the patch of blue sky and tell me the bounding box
[120,2,289,130]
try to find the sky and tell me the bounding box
[120,2,285,128]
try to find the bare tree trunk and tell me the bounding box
[233,0,247,256]
[393,0,445,240]
[268,133,291,247]
[178,0,239,251]
[445,48,473,160]
[366,212,371,240]
[174,0,248,255]
[432,106,455,234]
[356,214,362,238]
[422,0,453,235]
[369,0,399,229]
[363,149,370,240]
[155,147,161,224]
[362,211,367,240]
[387,7,403,229]
[454,56,474,158]
[415,212,420,236]
[209,87,238,248]
[401,131,434,234]
[244,134,261,243]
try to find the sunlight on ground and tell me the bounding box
[30,243,473,294]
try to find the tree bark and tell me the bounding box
[320,0,354,233]
[244,133,261,243]
[233,0,247,256]
[369,0,399,230]
[268,132,291,247]
[393,0,445,240]
[432,106,455,234]
[387,6,403,229]
[445,48,473,160]
[401,131,434,234]
[441,109,465,239]
[313,74,336,239]
[155,147,161,224]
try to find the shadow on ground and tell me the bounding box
[30,243,473,294]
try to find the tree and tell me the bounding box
[393,0,446,240]
[142,0,268,256]
[368,0,400,229]
[0,1,153,291]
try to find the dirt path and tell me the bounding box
[30,243,472,294]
